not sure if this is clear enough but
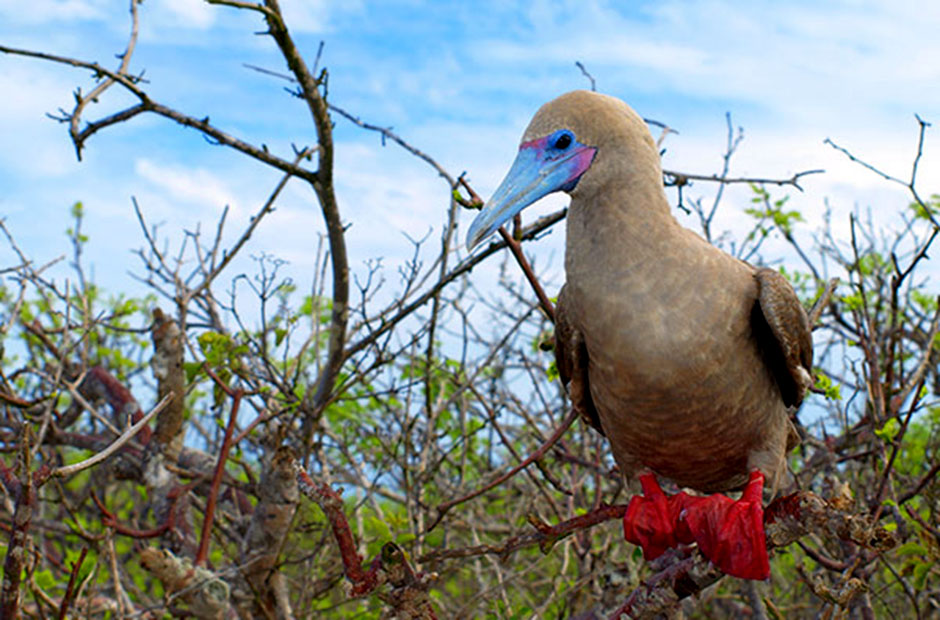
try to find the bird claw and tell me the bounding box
[623,470,770,580]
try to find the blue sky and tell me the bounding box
[1,0,939,300]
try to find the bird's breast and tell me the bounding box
[569,250,782,491]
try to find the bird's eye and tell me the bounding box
[553,132,572,150]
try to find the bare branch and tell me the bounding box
[575,61,596,92]
[664,167,824,191]
[426,407,579,533]
[825,115,937,228]
[51,394,170,479]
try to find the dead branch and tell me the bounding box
[151,308,185,457]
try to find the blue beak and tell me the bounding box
[466,135,596,250]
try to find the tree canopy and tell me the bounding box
[0,1,938,618]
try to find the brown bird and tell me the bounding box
[466,90,813,579]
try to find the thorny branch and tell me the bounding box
[825,114,937,228]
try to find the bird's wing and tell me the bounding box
[555,284,605,434]
[752,268,814,410]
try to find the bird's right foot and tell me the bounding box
[622,473,683,560]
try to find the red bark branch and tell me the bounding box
[58,547,88,620]
[419,502,628,563]
[294,467,374,591]
[295,464,438,618]
[92,490,179,538]
[82,366,152,444]
[196,367,244,566]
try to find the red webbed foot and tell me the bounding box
[676,470,769,580]
[623,471,770,580]
[623,473,685,560]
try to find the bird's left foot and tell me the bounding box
[676,470,769,580]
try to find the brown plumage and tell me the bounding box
[473,90,813,495]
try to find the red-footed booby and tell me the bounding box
[466,90,813,580]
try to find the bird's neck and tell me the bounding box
[564,170,681,285]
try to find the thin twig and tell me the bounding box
[426,407,579,532]
[898,461,940,505]
[188,146,316,301]
[825,117,937,228]
[50,394,170,479]
[809,278,839,327]
[664,168,824,191]
[575,61,596,92]
[419,502,626,563]
[497,227,555,322]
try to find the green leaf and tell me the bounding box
[911,289,938,313]
[34,568,55,590]
[367,515,392,540]
[546,361,559,382]
[913,561,930,590]
[896,541,927,557]
[875,418,901,441]
[814,373,842,401]
[183,361,203,384]
[198,331,233,366]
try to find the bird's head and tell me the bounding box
[466,90,654,249]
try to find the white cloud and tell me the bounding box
[0,0,108,23]
[0,0,216,31]
[134,159,240,216]
[473,0,940,132]
[276,0,365,33]
[159,0,215,30]
[0,65,82,178]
